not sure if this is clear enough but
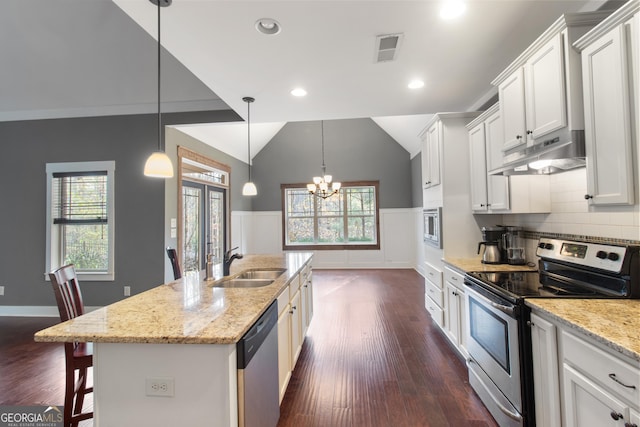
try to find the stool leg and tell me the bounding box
[64,364,74,427]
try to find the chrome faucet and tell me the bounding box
[223,247,243,276]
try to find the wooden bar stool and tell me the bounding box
[49,264,93,427]
[166,247,182,280]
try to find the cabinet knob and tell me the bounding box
[425,181,431,185]
[526,320,534,327]
[584,194,593,200]
[516,135,523,140]
[610,411,624,421]
[526,130,533,135]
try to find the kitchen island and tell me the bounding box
[35,252,313,427]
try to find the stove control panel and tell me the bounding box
[537,238,625,273]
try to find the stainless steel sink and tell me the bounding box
[236,269,287,280]
[214,279,274,288]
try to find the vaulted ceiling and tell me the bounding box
[2,0,620,160]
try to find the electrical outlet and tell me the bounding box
[145,377,174,397]
[124,286,131,297]
[0,286,4,296]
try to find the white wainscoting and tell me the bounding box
[232,208,422,269]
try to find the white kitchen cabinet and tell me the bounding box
[498,34,566,151]
[563,364,632,427]
[421,121,441,189]
[424,261,444,328]
[277,295,291,403]
[493,12,609,155]
[500,67,529,151]
[467,105,551,213]
[276,259,314,404]
[290,288,303,366]
[468,105,509,212]
[443,266,467,359]
[562,329,640,427]
[301,265,313,334]
[529,312,562,427]
[574,2,638,206]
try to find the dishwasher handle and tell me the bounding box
[237,301,278,369]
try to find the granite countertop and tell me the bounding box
[444,257,538,273]
[526,299,640,363]
[34,253,313,345]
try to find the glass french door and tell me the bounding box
[182,182,226,273]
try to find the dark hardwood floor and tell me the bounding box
[277,269,497,427]
[0,269,496,427]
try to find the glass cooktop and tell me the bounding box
[467,271,600,299]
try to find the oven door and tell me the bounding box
[465,281,523,422]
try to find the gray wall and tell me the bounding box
[251,118,412,211]
[411,153,423,208]
[0,110,238,308]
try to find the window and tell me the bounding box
[46,161,115,281]
[282,181,380,250]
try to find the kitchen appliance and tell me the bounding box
[478,241,502,264]
[464,238,640,427]
[489,128,586,176]
[478,226,505,264]
[423,208,442,248]
[502,226,526,265]
[237,301,279,427]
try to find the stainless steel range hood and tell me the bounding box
[488,129,586,176]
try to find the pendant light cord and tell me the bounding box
[157,1,162,152]
[321,121,326,175]
[247,100,251,181]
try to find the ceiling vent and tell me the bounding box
[375,33,403,63]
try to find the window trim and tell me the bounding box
[281,181,381,251]
[46,161,116,281]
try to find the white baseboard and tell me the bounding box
[0,305,101,317]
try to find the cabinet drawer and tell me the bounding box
[425,279,444,307]
[444,266,465,289]
[425,294,444,328]
[563,330,640,407]
[289,274,301,299]
[277,285,291,315]
[424,262,443,288]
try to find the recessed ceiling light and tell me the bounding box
[440,0,466,20]
[408,80,425,89]
[291,88,307,97]
[255,18,281,35]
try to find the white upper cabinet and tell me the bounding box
[421,121,441,189]
[500,68,528,151]
[574,1,639,206]
[525,33,568,139]
[493,12,610,153]
[467,105,510,212]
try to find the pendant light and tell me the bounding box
[144,0,174,178]
[242,96,257,196]
[307,121,341,199]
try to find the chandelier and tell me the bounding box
[307,121,341,199]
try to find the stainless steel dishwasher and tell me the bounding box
[237,300,280,427]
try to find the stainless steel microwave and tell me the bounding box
[423,208,442,248]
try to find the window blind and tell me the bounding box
[52,171,108,224]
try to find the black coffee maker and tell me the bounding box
[478,226,505,264]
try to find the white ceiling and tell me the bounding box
[3,0,618,160]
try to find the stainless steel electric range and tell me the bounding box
[463,238,640,427]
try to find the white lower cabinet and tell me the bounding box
[277,260,314,404]
[563,364,633,427]
[530,308,640,427]
[424,262,444,328]
[443,266,467,359]
[529,312,562,427]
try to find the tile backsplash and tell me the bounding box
[503,168,640,246]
